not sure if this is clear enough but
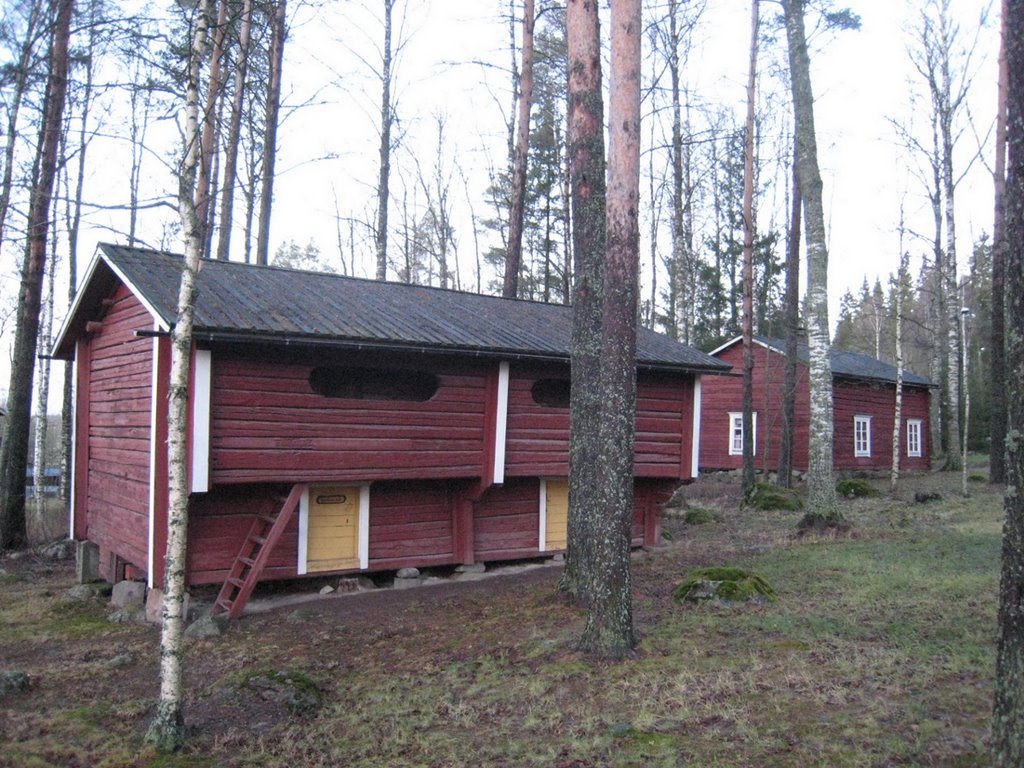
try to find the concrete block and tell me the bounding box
[111,580,146,609]
[76,541,100,584]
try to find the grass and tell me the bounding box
[0,470,1005,766]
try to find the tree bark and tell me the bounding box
[740,0,759,498]
[577,0,640,658]
[561,0,606,605]
[503,0,534,299]
[145,0,209,751]
[255,0,286,266]
[215,0,253,261]
[778,144,800,489]
[992,3,1024,758]
[374,0,395,281]
[992,0,1009,485]
[195,0,228,257]
[890,254,907,496]
[782,0,840,527]
[0,0,73,551]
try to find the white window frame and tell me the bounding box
[727,412,756,456]
[854,415,872,457]
[906,419,922,458]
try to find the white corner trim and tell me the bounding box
[190,349,212,493]
[297,486,310,576]
[359,484,371,569]
[68,355,79,542]
[538,478,548,552]
[691,376,702,479]
[147,331,160,588]
[493,361,510,484]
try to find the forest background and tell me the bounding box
[0,0,1000,455]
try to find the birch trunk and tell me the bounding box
[778,144,800,489]
[890,255,907,496]
[33,228,58,523]
[145,0,209,750]
[562,0,606,605]
[782,0,840,526]
[992,4,1024,758]
[503,0,534,299]
[577,0,640,657]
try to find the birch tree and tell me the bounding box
[782,0,842,528]
[991,2,1024,758]
[890,252,909,496]
[0,0,73,551]
[145,0,210,750]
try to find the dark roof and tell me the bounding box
[53,243,729,374]
[711,335,932,387]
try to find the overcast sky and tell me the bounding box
[1,0,1001,410]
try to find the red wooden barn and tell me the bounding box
[699,335,933,474]
[54,244,727,614]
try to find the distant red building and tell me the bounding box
[54,244,727,615]
[698,336,932,474]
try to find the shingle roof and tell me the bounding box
[53,243,729,374]
[711,335,932,387]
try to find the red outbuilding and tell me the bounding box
[54,244,727,615]
[698,335,933,474]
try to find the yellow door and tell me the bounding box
[307,486,360,572]
[545,478,568,551]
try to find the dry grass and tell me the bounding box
[0,467,1004,767]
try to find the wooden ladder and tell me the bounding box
[210,484,304,619]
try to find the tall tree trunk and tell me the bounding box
[578,0,640,658]
[741,0,759,498]
[782,0,840,527]
[503,0,534,298]
[778,144,800,489]
[145,0,209,751]
[33,219,58,523]
[60,0,96,502]
[992,0,1009,485]
[991,4,1024,759]
[255,0,286,266]
[195,0,228,257]
[216,0,253,261]
[0,0,73,551]
[890,254,907,496]
[562,0,606,605]
[375,0,395,280]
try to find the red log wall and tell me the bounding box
[82,284,153,580]
[699,343,931,473]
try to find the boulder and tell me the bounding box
[111,580,146,609]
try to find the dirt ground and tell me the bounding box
[0,468,1001,767]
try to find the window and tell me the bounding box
[854,415,872,457]
[308,366,438,402]
[531,378,571,408]
[728,412,756,456]
[907,419,922,457]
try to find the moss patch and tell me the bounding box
[746,482,802,511]
[683,508,718,525]
[836,478,878,499]
[673,566,777,604]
